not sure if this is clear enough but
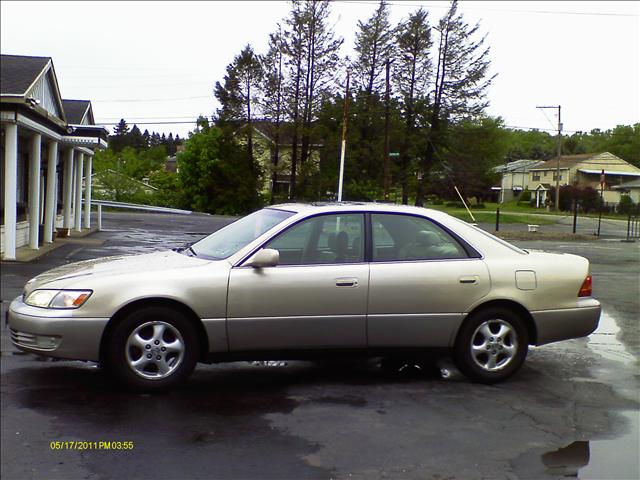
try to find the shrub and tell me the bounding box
[618,195,636,215]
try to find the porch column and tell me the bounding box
[63,149,74,229]
[83,154,92,229]
[2,123,18,260]
[74,152,84,232]
[28,133,42,249]
[44,141,58,243]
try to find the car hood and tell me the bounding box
[24,250,214,295]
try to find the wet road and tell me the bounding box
[1,211,639,480]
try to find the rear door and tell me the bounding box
[367,213,490,347]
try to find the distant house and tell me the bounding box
[233,120,324,197]
[493,159,545,202]
[1,54,108,260]
[527,152,640,207]
[612,178,640,204]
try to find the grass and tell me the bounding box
[424,201,632,223]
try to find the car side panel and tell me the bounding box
[367,259,490,347]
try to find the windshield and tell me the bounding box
[190,208,295,260]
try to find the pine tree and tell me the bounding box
[214,44,264,179]
[415,0,494,206]
[142,129,151,149]
[261,26,286,203]
[282,0,306,199]
[298,0,343,196]
[110,119,130,152]
[353,0,394,96]
[394,8,432,204]
[352,0,395,188]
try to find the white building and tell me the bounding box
[1,54,108,260]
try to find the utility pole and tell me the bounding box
[383,59,392,201]
[536,105,562,211]
[337,70,350,202]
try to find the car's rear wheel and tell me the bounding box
[454,307,529,384]
[107,306,199,391]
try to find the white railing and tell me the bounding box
[86,200,193,231]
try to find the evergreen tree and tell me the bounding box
[282,0,307,199]
[142,129,151,149]
[261,26,286,203]
[129,125,145,150]
[352,0,395,190]
[353,0,394,96]
[110,119,130,152]
[415,0,494,206]
[214,44,264,181]
[298,0,343,196]
[394,8,432,204]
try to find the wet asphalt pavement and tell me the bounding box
[1,211,639,480]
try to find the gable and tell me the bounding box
[26,68,64,119]
[63,99,93,125]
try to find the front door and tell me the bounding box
[227,213,368,352]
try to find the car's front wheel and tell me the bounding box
[106,306,199,391]
[454,307,529,384]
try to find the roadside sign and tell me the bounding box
[389,152,400,157]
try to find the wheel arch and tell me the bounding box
[458,299,537,345]
[99,298,210,364]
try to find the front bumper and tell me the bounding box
[532,298,602,346]
[8,296,109,361]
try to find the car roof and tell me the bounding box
[268,202,450,219]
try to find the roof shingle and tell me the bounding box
[62,99,91,124]
[0,54,50,95]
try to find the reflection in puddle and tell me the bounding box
[542,410,639,479]
[542,441,589,477]
[587,311,635,365]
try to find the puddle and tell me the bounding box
[586,311,635,365]
[541,410,639,479]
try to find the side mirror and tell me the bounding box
[249,248,279,268]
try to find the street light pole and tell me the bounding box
[537,105,562,211]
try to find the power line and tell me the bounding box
[333,0,638,17]
[95,120,202,126]
[92,95,210,103]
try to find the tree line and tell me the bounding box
[93,0,639,214]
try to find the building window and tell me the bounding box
[532,173,541,181]
[553,173,563,181]
[544,171,548,177]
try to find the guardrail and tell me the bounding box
[87,200,193,231]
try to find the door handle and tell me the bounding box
[459,276,478,284]
[336,277,358,287]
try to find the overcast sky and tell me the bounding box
[1,1,638,138]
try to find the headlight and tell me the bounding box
[24,289,92,309]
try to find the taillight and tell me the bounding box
[578,275,592,297]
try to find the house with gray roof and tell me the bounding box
[492,159,545,203]
[1,54,108,260]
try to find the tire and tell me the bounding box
[106,306,199,391]
[454,307,529,384]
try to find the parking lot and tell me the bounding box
[1,211,639,480]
